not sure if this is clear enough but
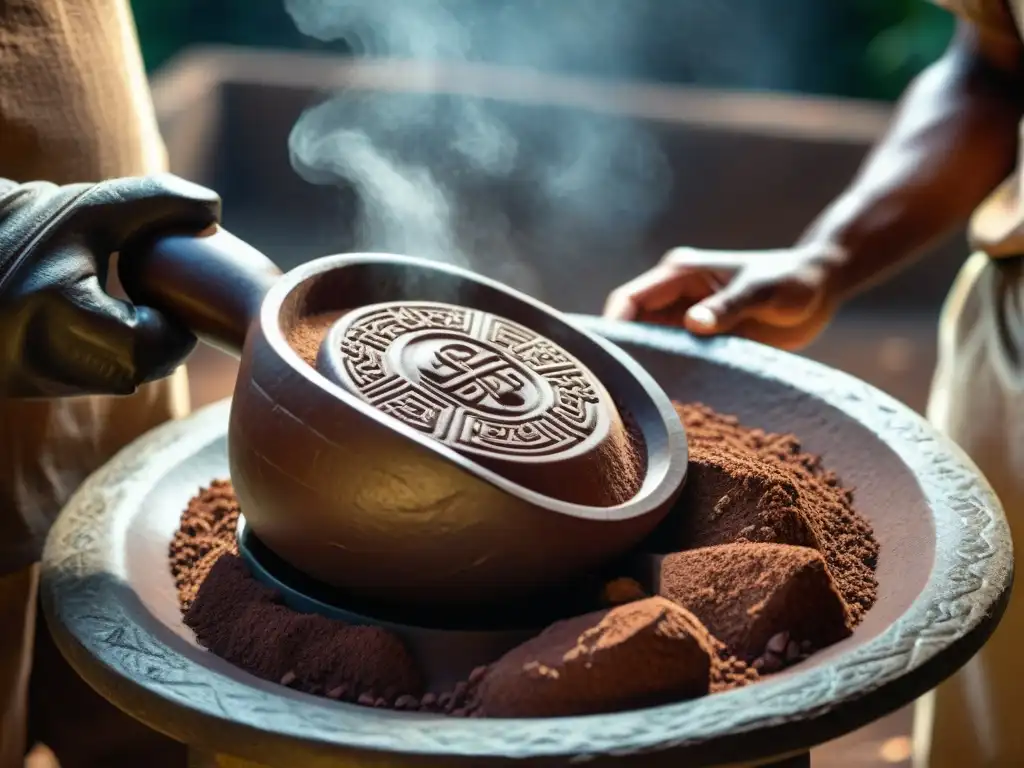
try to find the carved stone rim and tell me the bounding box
[40,318,1013,764]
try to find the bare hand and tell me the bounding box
[603,244,843,351]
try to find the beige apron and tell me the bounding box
[914,4,1024,765]
[917,250,1024,767]
[0,1,188,765]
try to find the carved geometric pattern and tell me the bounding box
[41,317,1013,764]
[328,302,605,459]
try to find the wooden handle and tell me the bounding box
[119,226,283,357]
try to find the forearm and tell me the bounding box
[800,24,1024,300]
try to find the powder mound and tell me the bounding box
[168,397,877,718]
[674,403,878,622]
[185,555,425,704]
[170,479,240,611]
[473,596,719,718]
[673,446,819,551]
[658,543,851,661]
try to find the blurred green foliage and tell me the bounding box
[853,0,954,100]
[130,0,955,101]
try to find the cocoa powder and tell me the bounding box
[185,555,424,704]
[168,401,876,719]
[170,479,239,611]
[170,484,426,707]
[673,403,878,621]
[472,597,748,718]
[286,311,345,366]
[656,543,852,661]
[667,446,818,551]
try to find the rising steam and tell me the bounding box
[283,0,674,298]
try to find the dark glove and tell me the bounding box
[0,173,220,398]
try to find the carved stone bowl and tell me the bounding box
[41,319,1011,767]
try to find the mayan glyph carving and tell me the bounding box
[327,302,610,460]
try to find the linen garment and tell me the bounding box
[917,1,1024,765]
[0,1,188,766]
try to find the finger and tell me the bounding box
[74,174,221,253]
[663,246,760,274]
[604,263,724,322]
[45,280,196,395]
[684,278,777,336]
[603,287,639,321]
[660,248,735,291]
[604,264,679,320]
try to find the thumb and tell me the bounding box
[684,277,776,336]
[45,280,196,395]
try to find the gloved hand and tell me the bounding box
[0,173,221,398]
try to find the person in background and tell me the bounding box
[0,1,221,766]
[605,2,1024,765]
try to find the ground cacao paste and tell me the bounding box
[186,555,425,706]
[471,596,742,718]
[169,401,878,718]
[671,403,878,622]
[656,543,852,662]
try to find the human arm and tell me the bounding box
[604,20,1024,349]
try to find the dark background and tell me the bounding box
[131,0,952,101]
